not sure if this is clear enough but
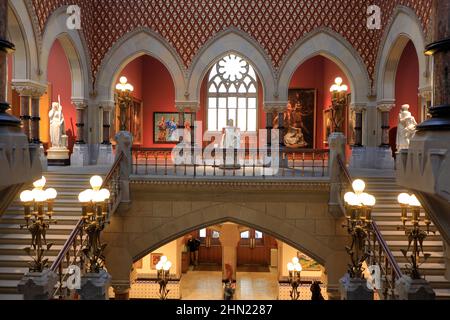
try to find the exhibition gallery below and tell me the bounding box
[1,0,450,301]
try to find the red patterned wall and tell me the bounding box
[31,0,432,85]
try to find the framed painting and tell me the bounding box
[282,88,317,148]
[297,251,321,271]
[150,253,163,270]
[153,112,194,144]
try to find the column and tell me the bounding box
[219,224,240,284]
[102,108,111,145]
[30,93,43,144]
[177,110,185,143]
[12,86,32,141]
[277,109,285,146]
[377,104,394,147]
[350,104,365,147]
[71,100,89,166]
[265,110,273,147]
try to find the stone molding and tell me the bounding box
[11,80,47,97]
[377,103,396,112]
[349,103,367,113]
[175,101,200,112]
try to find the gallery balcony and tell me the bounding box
[131,147,329,180]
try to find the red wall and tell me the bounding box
[290,56,350,149]
[392,40,419,128]
[47,39,77,152]
[119,55,176,147]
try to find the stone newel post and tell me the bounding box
[71,100,89,166]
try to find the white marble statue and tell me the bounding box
[221,119,241,149]
[396,104,417,150]
[49,98,66,148]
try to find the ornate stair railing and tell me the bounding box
[49,152,124,299]
[337,154,403,299]
[132,147,329,178]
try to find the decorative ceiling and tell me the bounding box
[31,0,432,85]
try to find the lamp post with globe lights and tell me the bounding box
[343,179,376,279]
[19,176,58,272]
[115,76,134,131]
[397,193,433,280]
[156,256,172,300]
[78,175,111,273]
[287,257,303,300]
[329,77,348,133]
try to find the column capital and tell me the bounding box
[111,280,131,295]
[263,101,288,113]
[11,80,47,97]
[376,103,395,112]
[349,103,367,113]
[99,100,115,112]
[175,100,200,112]
[418,86,432,100]
[72,98,88,110]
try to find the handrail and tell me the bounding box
[336,154,403,298]
[49,151,125,298]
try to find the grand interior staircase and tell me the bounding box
[0,171,100,300]
[363,176,450,300]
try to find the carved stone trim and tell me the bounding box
[350,103,367,113]
[12,81,47,97]
[130,177,330,192]
[377,103,396,112]
[175,101,200,112]
[263,102,288,113]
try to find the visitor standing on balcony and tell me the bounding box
[187,235,200,266]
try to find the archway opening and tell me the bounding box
[110,221,326,300]
[113,54,176,148]
[389,40,420,153]
[288,55,352,150]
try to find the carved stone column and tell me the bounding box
[219,224,240,284]
[265,111,273,147]
[377,103,395,147]
[30,90,44,144]
[350,104,365,147]
[98,102,114,165]
[12,86,32,141]
[71,100,89,166]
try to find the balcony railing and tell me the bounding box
[132,147,329,178]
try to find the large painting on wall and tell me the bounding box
[274,89,316,148]
[153,112,194,144]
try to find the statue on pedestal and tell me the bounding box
[219,119,241,169]
[396,104,417,150]
[47,96,70,166]
[49,98,66,148]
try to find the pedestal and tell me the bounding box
[349,146,366,169]
[47,146,70,166]
[17,269,58,300]
[375,146,395,169]
[97,144,114,165]
[339,274,374,300]
[395,275,436,300]
[77,270,112,300]
[70,143,89,166]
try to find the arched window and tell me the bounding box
[207,54,257,132]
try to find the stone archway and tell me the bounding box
[40,6,91,101]
[186,28,278,108]
[103,181,349,298]
[278,28,370,107]
[7,0,39,82]
[375,6,430,104]
[95,27,186,106]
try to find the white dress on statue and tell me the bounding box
[396,104,417,150]
[49,103,65,148]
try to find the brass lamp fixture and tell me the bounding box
[20,176,58,272]
[397,193,433,279]
[156,255,172,300]
[343,179,376,279]
[115,76,134,131]
[78,175,110,273]
[329,77,348,133]
[287,257,303,300]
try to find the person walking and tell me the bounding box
[186,235,200,266]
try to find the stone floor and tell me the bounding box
[180,269,279,300]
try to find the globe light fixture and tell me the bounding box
[397,193,433,279]
[19,176,58,272]
[156,256,172,300]
[78,175,111,273]
[287,257,302,300]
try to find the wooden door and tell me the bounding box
[198,228,222,265]
[237,229,273,266]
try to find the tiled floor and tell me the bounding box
[180,268,279,300]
